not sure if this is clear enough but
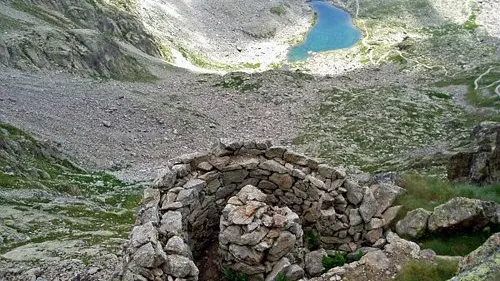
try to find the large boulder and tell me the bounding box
[448,233,500,281]
[396,208,431,238]
[427,197,491,232]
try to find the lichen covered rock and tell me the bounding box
[448,233,500,281]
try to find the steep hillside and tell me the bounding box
[134,0,312,68]
[0,123,143,280]
[0,0,170,80]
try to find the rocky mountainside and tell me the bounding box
[0,123,143,280]
[0,0,499,280]
[0,0,170,80]
[133,0,311,68]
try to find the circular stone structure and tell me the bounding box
[116,139,404,281]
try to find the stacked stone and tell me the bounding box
[117,139,404,281]
[219,185,305,281]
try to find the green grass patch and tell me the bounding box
[177,44,232,70]
[463,14,479,31]
[159,43,173,62]
[0,123,141,259]
[242,62,261,69]
[395,174,500,212]
[393,258,459,281]
[388,54,407,64]
[424,89,452,100]
[0,14,29,31]
[416,226,498,256]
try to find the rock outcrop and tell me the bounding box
[448,233,500,281]
[396,197,500,238]
[116,139,405,281]
[447,122,500,184]
[0,0,164,79]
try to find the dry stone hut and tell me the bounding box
[117,139,403,281]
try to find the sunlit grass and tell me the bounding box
[395,174,500,212]
[393,258,459,281]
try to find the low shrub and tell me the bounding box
[274,272,288,281]
[222,268,248,281]
[322,252,346,271]
[305,231,321,251]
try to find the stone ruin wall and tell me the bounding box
[117,139,403,281]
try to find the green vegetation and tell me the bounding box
[347,250,364,262]
[177,44,232,70]
[214,73,262,92]
[293,86,471,173]
[416,226,499,256]
[394,174,499,257]
[0,123,142,254]
[274,272,288,281]
[222,268,249,281]
[270,4,287,16]
[0,14,30,31]
[388,53,407,65]
[393,258,459,281]
[395,174,500,213]
[269,62,284,69]
[242,62,262,69]
[106,0,138,13]
[159,43,173,62]
[463,14,479,31]
[305,231,321,250]
[322,252,346,271]
[424,89,452,100]
[435,64,500,109]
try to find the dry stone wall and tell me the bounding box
[117,139,404,281]
[220,185,305,281]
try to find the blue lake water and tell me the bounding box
[288,1,361,61]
